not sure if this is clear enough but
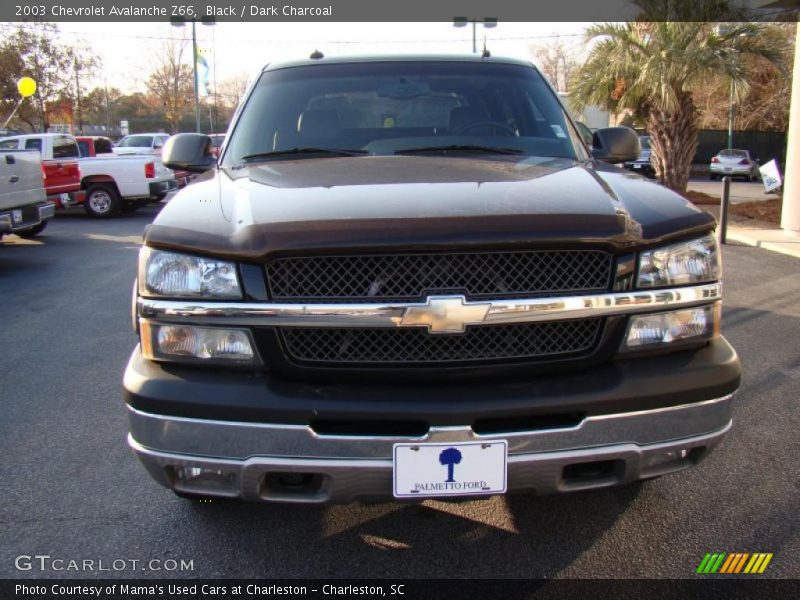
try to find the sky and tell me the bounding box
[41,21,592,93]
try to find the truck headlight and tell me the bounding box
[622,304,720,351]
[139,247,241,299]
[140,321,260,366]
[637,234,719,287]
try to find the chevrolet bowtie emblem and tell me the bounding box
[400,296,491,334]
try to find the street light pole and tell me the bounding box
[191,19,200,133]
[454,17,497,54]
[472,22,477,54]
[171,15,215,133]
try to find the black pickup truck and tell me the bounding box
[125,55,740,503]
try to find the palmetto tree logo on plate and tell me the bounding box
[439,447,463,482]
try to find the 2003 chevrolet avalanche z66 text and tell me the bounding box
[124,55,740,504]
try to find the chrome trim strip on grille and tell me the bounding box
[138,283,721,329]
[127,394,734,461]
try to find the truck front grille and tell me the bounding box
[279,318,603,366]
[266,250,613,302]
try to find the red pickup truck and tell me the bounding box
[76,135,115,157]
[0,134,81,207]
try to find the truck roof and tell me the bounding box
[0,132,75,140]
[261,53,534,72]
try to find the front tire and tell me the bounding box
[84,184,121,219]
[16,221,48,238]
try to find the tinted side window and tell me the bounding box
[0,139,19,149]
[53,136,79,159]
[25,138,43,152]
[77,141,90,156]
[95,138,114,154]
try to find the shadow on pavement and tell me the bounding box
[176,484,643,578]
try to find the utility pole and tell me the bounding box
[74,59,82,135]
[104,77,111,132]
[727,78,735,150]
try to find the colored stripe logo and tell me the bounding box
[697,552,773,574]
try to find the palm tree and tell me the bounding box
[570,19,783,192]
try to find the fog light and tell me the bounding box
[140,321,261,366]
[171,465,238,494]
[644,449,688,469]
[623,304,719,351]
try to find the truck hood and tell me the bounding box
[145,155,714,260]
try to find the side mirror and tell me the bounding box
[591,127,640,163]
[162,134,215,173]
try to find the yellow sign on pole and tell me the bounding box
[17,77,36,98]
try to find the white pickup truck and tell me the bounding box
[78,154,177,218]
[0,133,177,218]
[0,150,55,239]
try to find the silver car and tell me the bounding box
[709,149,759,181]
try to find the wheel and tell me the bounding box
[15,221,48,238]
[84,184,121,218]
[453,121,518,136]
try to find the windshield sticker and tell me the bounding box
[550,125,567,138]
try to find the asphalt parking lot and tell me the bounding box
[1,205,798,579]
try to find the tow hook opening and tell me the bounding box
[260,472,327,499]
[561,459,625,488]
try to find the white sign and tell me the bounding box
[120,120,129,136]
[393,440,507,498]
[759,159,782,193]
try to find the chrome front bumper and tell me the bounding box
[128,394,733,503]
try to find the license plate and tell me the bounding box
[12,209,22,224]
[633,164,641,169]
[393,440,507,498]
[60,193,70,202]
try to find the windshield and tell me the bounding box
[118,135,153,148]
[223,61,582,165]
[640,136,651,149]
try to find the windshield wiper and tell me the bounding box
[394,145,524,156]
[241,148,368,162]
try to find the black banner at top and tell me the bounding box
[2,0,798,22]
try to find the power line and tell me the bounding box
[1,22,584,45]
